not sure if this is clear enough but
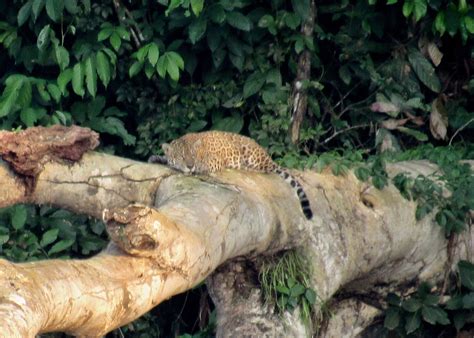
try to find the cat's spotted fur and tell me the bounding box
[150,131,313,219]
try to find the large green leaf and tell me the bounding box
[405,311,421,334]
[189,17,207,44]
[0,75,30,117]
[40,228,59,247]
[402,298,422,312]
[404,0,427,21]
[16,79,32,109]
[109,32,121,51]
[37,25,51,51]
[190,0,204,16]
[48,239,74,255]
[129,61,143,78]
[85,57,97,97]
[72,62,84,97]
[11,205,27,230]
[226,12,251,31]
[465,15,474,34]
[32,0,45,22]
[64,0,78,14]
[167,52,184,70]
[36,82,51,102]
[18,2,32,26]
[212,115,244,133]
[383,307,400,330]
[208,4,225,23]
[45,0,64,22]
[414,0,427,21]
[408,48,441,93]
[96,51,111,87]
[166,54,180,81]
[243,71,265,98]
[55,45,70,70]
[421,306,450,325]
[47,83,61,102]
[147,43,159,66]
[57,68,73,94]
[156,55,167,78]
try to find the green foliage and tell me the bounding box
[0,205,107,261]
[0,0,472,335]
[383,261,474,336]
[391,145,474,235]
[259,250,318,325]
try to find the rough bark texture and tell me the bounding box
[290,0,316,144]
[0,126,471,336]
[207,261,309,337]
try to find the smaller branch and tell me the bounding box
[320,123,371,145]
[449,117,474,145]
[112,0,142,48]
[122,4,145,42]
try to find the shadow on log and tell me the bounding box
[0,126,472,337]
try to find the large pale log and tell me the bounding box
[0,126,471,336]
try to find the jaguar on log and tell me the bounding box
[149,131,313,220]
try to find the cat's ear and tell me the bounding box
[161,143,170,154]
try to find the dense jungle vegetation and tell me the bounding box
[0,0,473,336]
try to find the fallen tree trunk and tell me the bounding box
[0,126,471,336]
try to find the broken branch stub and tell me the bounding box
[0,125,99,188]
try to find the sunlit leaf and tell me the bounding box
[147,43,159,66]
[190,0,204,16]
[48,239,74,255]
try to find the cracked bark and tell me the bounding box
[0,126,472,336]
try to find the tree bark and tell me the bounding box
[0,126,471,336]
[290,0,316,144]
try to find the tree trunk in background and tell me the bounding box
[0,126,472,336]
[290,0,316,144]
